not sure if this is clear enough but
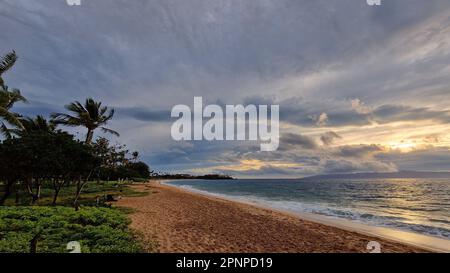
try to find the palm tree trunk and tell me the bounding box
[85,128,94,144]
[15,188,20,205]
[26,177,41,205]
[52,179,63,206]
[29,230,42,253]
[0,179,14,205]
[0,76,5,90]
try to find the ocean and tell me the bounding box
[166,178,450,240]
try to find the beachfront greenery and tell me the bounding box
[0,206,142,253]
[0,50,151,253]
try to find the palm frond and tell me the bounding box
[6,88,27,107]
[0,121,12,139]
[66,101,86,113]
[0,106,23,129]
[100,127,120,137]
[0,51,17,75]
[102,109,115,122]
[50,113,83,126]
[99,105,108,116]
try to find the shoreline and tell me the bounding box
[117,181,430,253]
[162,181,450,253]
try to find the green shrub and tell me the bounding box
[0,206,143,253]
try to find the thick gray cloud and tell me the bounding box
[322,159,397,174]
[377,147,450,172]
[280,133,318,150]
[333,144,385,158]
[2,0,450,177]
[372,105,450,125]
[257,96,450,128]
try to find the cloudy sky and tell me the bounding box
[1,0,450,178]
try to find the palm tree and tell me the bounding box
[8,115,55,137]
[0,87,27,138]
[51,98,119,144]
[0,51,26,138]
[0,51,18,91]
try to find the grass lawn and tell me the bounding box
[1,180,148,207]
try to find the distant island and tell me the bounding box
[302,171,450,180]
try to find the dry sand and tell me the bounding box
[116,182,427,253]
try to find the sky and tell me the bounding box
[1,0,450,178]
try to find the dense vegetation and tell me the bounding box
[0,206,142,253]
[0,51,151,253]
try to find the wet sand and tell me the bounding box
[116,182,427,253]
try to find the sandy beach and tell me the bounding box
[116,181,427,253]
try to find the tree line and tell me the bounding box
[0,51,151,208]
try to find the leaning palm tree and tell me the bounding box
[0,87,27,138]
[0,51,18,91]
[51,98,119,144]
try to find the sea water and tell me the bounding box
[166,178,450,240]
